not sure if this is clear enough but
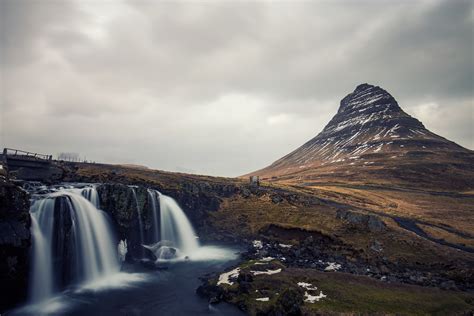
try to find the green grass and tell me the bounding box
[310,273,473,315]
[218,264,474,316]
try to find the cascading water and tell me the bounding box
[12,183,237,316]
[29,187,119,303]
[29,198,55,302]
[144,190,200,261]
[159,194,199,254]
[147,189,160,242]
[81,186,100,209]
[129,186,145,257]
[130,187,145,255]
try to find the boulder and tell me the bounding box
[271,194,284,204]
[336,209,386,232]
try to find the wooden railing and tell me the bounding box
[3,148,53,161]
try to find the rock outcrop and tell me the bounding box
[0,177,31,312]
[95,182,241,258]
[336,209,386,232]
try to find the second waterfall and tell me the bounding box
[143,190,200,261]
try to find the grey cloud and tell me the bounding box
[1,0,472,176]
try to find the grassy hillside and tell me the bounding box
[62,162,474,315]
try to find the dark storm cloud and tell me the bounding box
[1,0,472,176]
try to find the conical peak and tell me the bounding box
[320,83,425,139]
[355,83,375,92]
[338,83,399,114]
[352,83,387,96]
[247,84,472,189]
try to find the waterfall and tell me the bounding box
[147,189,160,242]
[81,186,100,209]
[29,198,55,302]
[130,187,145,253]
[144,190,199,260]
[29,188,119,303]
[159,194,199,254]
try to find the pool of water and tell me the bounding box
[9,245,243,316]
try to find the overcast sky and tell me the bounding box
[1,0,473,177]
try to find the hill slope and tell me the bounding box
[248,83,474,190]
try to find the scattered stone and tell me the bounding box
[370,240,383,252]
[209,296,220,304]
[271,195,284,204]
[241,188,251,198]
[440,280,457,291]
[253,240,263,250]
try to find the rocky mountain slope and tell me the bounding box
[248,84,474,190]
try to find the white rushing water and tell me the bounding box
[16,183,235,316]
[29,187,119,303]
[80,186,100,209]
[159,194,199,254]
[144,190,200,261]
[147,189,160,242]
[29,198,55,302]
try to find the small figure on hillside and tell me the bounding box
[249,176,260,186]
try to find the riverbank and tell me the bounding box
[198,260,474,315]
[197,242,474,315]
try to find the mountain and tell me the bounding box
[248,83,474,190]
